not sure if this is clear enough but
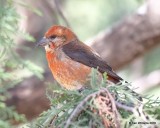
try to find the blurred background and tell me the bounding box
[1,0,160,127]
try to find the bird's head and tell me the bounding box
[37,25,77,51]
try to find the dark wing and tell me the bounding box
[62,40,123,83]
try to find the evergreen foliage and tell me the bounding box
[0,0,43,127]
[30,69,160,128]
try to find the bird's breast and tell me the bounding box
[46,51,91,90]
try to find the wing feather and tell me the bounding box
[62,40,123,83]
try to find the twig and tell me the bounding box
[115,101,150,123]
[115,101,135,112]
[54,0,70,27]
[102,88,121,128]
[64,91,97,128]
[64,88,121,128]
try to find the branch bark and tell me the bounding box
[132,70,160,93]
[6,1,160,120]
[87,1,160,70]
[6,72,53,120]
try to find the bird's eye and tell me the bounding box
[49,35,56,39]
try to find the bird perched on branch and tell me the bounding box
[37,25,143,101]
[37,25,124,90]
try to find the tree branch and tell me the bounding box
[7,1,160,120]
[54,0,70,27]
[87,1,160,70]
[6,72,53,120]
[132,70,160,93]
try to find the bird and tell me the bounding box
[36,25,142,101]
[36,25,123,90]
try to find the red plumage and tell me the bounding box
[37,25,123,90]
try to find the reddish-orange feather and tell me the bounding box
[44,25,77,43]
[46,51,91,90]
